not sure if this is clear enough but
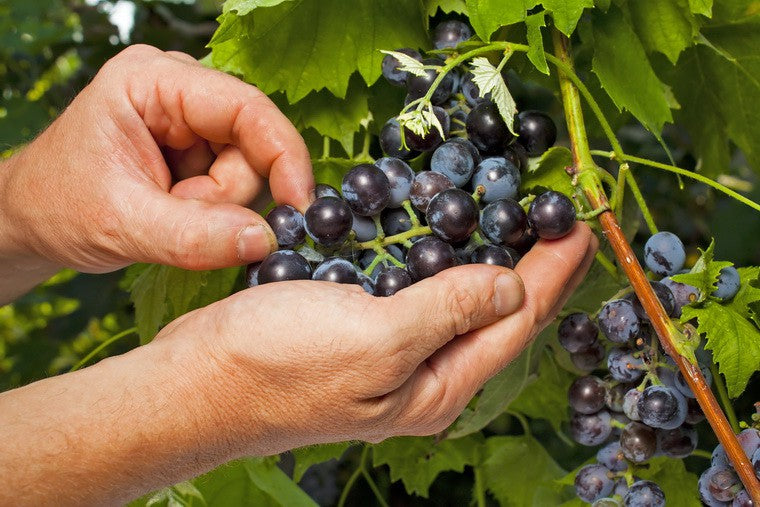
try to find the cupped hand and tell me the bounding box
[156,224,597,457]
[0,45,313,274]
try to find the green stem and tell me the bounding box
[473,467,487,507]
[337,447,368,507]
[361,451,389,507]
[615,162,628,217]
[625,171,658,234]
[322,136,331,159]
[692,449,713,460]
[595,251,619,280]
[356,225,432,250]
[69,327,138,372]
[507,411,531,437]
[402,200,421,228]
[711,363,741,434]
[591,151,760,214]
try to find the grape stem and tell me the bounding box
[337,446,388,507]
[473,466,487,507]
[711,363,741,434]
[355,225,432,250]
[69,327,137,372]
[551,28,760,502]
[593,251,620,281]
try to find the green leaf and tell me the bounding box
[223,0,295,15]
[541,0,595,36]
[465,0,538,41]
[521,146,575,197]
[671,240,730,300]
[525,11,549,75]
[312,158,356,191]
[629,0,697,64]
[209,0,429,102]
[291,442,351,482]
[129,264,169,344]
[243,458,317,506]
[372,434,482,496]
[688,0,713,17]
[424,0,468,16]
[509,349,575,431]
[591,7,673,134]
[478,436,568,506]
[469,57,518,135]
[635,457,701,506]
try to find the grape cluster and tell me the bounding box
[699,428,760,506]
[245,20,576,296]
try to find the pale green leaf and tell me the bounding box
[312,158,356,191]
[291,443,351,482]
[129,264,169,344]
[424,0,468,17]
[689,0,713,17]
[521,146,575,197]
[223,0,294,15]
[469,57,517,134]
[525,11,549,74]
[464,0,539,41]
[635,457,701,506]
[379,50,428,78]
[671,240,731,300]
[629,0,697,64]
[541,0,594,36]
[243,458,317,506]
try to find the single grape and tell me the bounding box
[631,281,677,320]
[527,191,576,240]
[352,213,377,242]
[709,468,741,502]
[407,59,455,105]
[557,313,599,353]
[471,157,521,203]
[312,258,360,285]
[516,110,557,157]
[374,267,413,297]
[342,164,391,216]
[479,198,528,246]
[509,227,538,255]
[699,467,731,507]
[571,341,606,371]
[432,20,473,49]
[504,142,528,171]
[738,428,760,459]
[620,421,657,463]
[404,106,451,151]
[426,188,479,243]
[382,48,422,87]
[712,444,730,468]
[570,409,612,446]
[623,480,665,507]
[574,464,615,503]
[406,236,458,281]
[466,101,514,154]
[607,347,645,383]
[410,171,455,213]
[568,376,608,415]
[733,490,753,507]
[314,183,341,199]
[597,441,628,472]
[470,244,516,268]
[644,231,686,277]
[713,266,741,300]
[606,382,633,413]
[637,385,686,430]
[660,276,699,317]
[674,365,712,399]
[357,272,375,295]
[598,299,640,344]
[257,250,312,284]
[245,262,260,288]
[685,397,705,425]
[304,196,353,246]
[379,118,417,160]
[381,207,414,236]
[656,425,697,459]
[266,205,306,249]
[375,157,415,207]
[430,138,478,187]
[623,389,642,421]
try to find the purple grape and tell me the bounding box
[738,428,760,459]
[381,207,414,236]
[304,196,353,246]
[466,101,513,154]
[637,385,687,430]
[571,341,606,371]
[245,262,260,288]
[352,213,377,242]
[569,376,608,415]
[527,191,576,240]
[479,198,528,246]
[661,276,699,317]
[404,106,451,152]
[656,425,697,458]
[607,347,645,382]
[342,164,391,216]
[623,389,642,421]
[504,142,528,171]
[713,266,741,300]
[374,267,413,297]
[406,237,458,281]
[375,157,415,207]
[709,468,741,502]
[570,409,612,446]
[430,138,478,187]
[314,183,341,199]
[410,171,455,213]
[623,480,665,507]
[700,467,731,507]
[644,231,686,277]
[558,313,599,353]
[472,157,521,203]
[470,244,516,268]
[382,48,422,87]
[620,422,657,463]
[631,281,677,320]
[597,441,628,471]
[606,382,633,413]
[575,464,615,503]
[432,20,473,49]
[379,118,417,160]
[516,110,557,157]
[407,60,455,105]
[312,257,360,285]
[257,250,312,284]
[357,272,375,295]
[674,365,712,399]
[426,188,479,243]
[598,299,640,343]
[266,205,306,249]
[733,490,753,507]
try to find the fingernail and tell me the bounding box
[237,225,277,263]
[493,272,524,316]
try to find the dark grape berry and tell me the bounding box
[352,213,378,242]
[375,157,415,207]
[432,20,473,49]
[598,299,640,343]
[374,267,413,297]
[684,397,705,425]
[257,250,312,284]
[674,366,712,399]
[460,72,484,107]
[516,110,557,157]
[410,171,455,213]
[430,138,479,187]
[713,266,741,300]
[304,196,353,246]
[381,48,422,87]
[245,262,261,288]
[568,376,607,414]
[406,237,458,281]
[660,276,699,317]
[620,422,657,463]
[314,183,341,199]
[597,441,628,472]
[404,106,451,151]
[342,164,391,216]
[266,205,306,249]
[479,198,528,246]
[631,281,676,319]
[426,188,479,243]
[357,272,375,295]
[381,208,413,237]
[571,341,606,371]
[527,191,576,240]
[656,425,697,459]
[752,447,760,479]
[623,480,665,507]
[312,258,359,285]
[504,142,528,171]
[471,157,521,203]
[607,347,645,382]
[470,244,516,268]
[407,60,455,105]
[699,467,729,507]
[644,231,686,276]
[637,385,686,430]
[733,489,753,507]
[737,428,760,458]
[574,464,614,503]
[623,389,642,421]
[709,468,741,502]
[558,313,599,353]
[379,118,417,160]
[570,409,612,446]
[466,101,513,154]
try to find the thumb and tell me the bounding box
[126,189,277,270]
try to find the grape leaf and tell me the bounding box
[312,158,356,191]
[521,146,575,197]
[372,434,482,496]
[671,240,731,300]
[129,264,169,344]
[525,11,549,75]
[541,0,595,37]
[635,457,701,506]
[424,0,468,17]
[209,0,429,102]
[464,0,538,41]
[243,458,317,506]
[689,0,713,17]
[628,0,698,64]
[469,57,518,135]
[222,0,293,15]
[590,7,673,134]
[478,436,568,506]
[291,442,351,482]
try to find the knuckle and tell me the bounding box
[169,219,209,269]
[441,279,477,335]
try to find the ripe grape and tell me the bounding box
[516,110,557,157]
[374,267,413,297]
[245,262,260,288]
[699,467,729,507]
[305,196,353,246]
[712,445,730,468]
[470,244,516,268]
[314,183,341,199]
[737,428,760,458]
[674,366,712,399]
[410,171,455,213]
[466,101,513,154]
[479,198,528,246]
[713,266,741,300]
[257,250,312,284]
[598,299,640,343]
[685,398,705,425]
[620,421,657,463]
[527,191,576,240]
[568,376,608,415]
[375,157,415,207]
[558,312,599,353]
[266,205,306,249]
[407,60,455,105]
[471,157,521,203]
[351,213,377,242]
[597,441,628,472]
[631,281,676,319]
[571,341,606,371]
[404,106,450,151]
[733,489,753,507]
[637,385,686,430]
[460,72,484,107]
[426,188,479,243]
[656,425,697,459]
[381,207,414,236]
[313,258,360,285]
[430,138,478,187]
[432,20,473,49]
[709,468,741,502]
[623,480,665,507]
[574,464,614,503]
[504,142,528,171]
[357,272,375,295]
[623,389,642,421]
[753,447,760,478]
[570,409,612,446]
[644,231,686,276]
[382,48,422,87]
[406,236,458,281]
[607,347,645,382]
[379,118,417,160]
[342,164,391,216]
[660,276,699,317]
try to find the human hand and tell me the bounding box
[0,45,312,276]
[158,224,596,457]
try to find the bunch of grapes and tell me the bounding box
[245,20,575,296]
[700,427,760,506]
